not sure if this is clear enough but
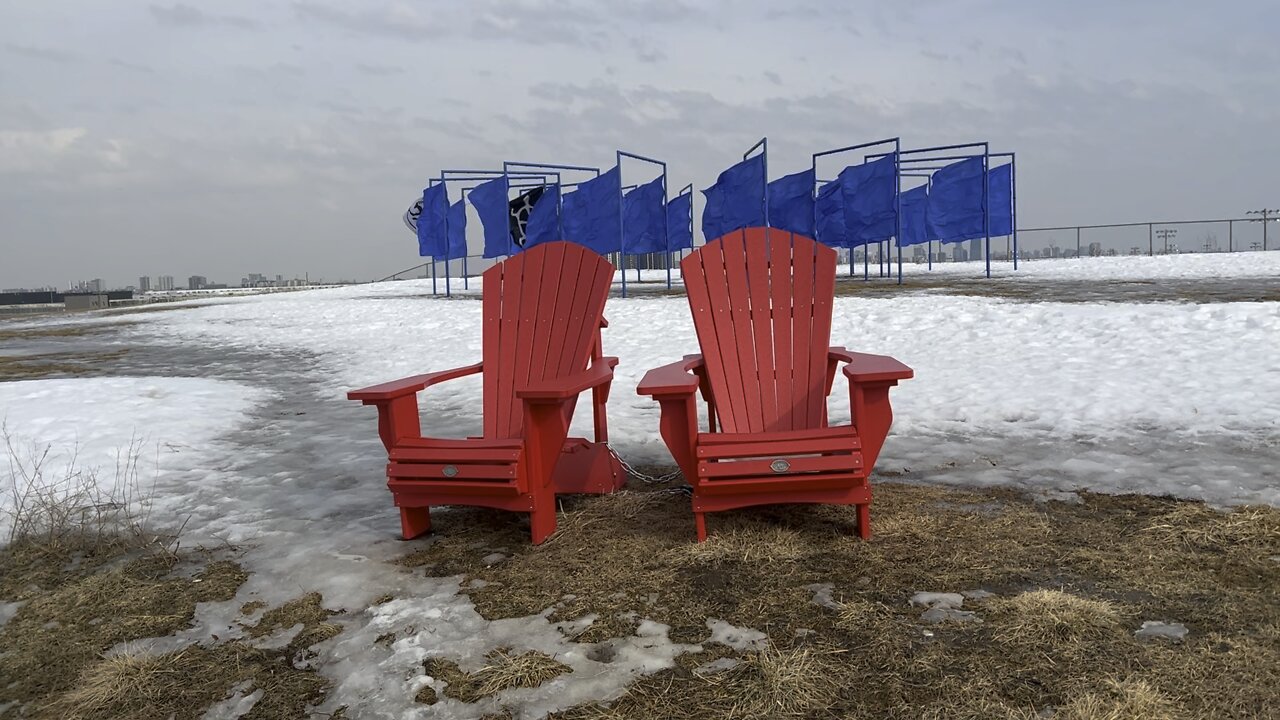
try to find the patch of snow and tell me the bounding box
[804,583,841,610]
[909,592,965,610]
[920,607,982,624]
[694,657,742,676]
[0,600,24,628]
[200,680,263,720]
[705,619,768,651]
[480,553,507,566]
[131,279,1280,507]
[0,377,269,540]
[251,622,304,651]
[1135,621,1189,642]
[312,587,700,719]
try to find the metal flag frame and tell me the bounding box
[617,150,669,297]
[865,142,1002,278]
[812,137,902,283]
[743,137,769,230]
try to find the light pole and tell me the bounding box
[1246,209,1278,251]
[1155,228,1177,254]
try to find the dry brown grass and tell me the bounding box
[994,589,1123,647]
[473,649,572,696]
[708,643,844,718]
[401,479,1280,719]
[422,649,570,704]
[0,538,338,718]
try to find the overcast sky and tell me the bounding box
[2,0,1277,288]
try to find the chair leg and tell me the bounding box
[528,490,558,546]
[856,503,872,540]
[694,510,708,543]
[399,506,431,540]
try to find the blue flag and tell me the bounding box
[666,192,693,251]
[417,183,448,257]
[623,176,666,254]
[926,157,986,243]
[523,184,561,249]
[839,154,897,246]
[439,198,467,260]
[469,175,514,258]
[988,163,1012,237]
[814,179,847,248]
[768,168,815,237]
[562,166,622,254]
[701,154,766,241]
[898,185,928,247]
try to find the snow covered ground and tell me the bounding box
[1,254,1277,718]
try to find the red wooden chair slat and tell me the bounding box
[639,228,913,542]
[350,241,624,544]
[744,228,778,431]
[767,234,796,431]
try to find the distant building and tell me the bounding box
[138,276,151,292]
[157,275,175,291]
[64,294,109,311]
[69,279,103,293]
[953,246,969,263]
[188,275,208,290]
[969,238,982,260]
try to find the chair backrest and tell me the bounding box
[682,227,837,434]
[481,241,613,439]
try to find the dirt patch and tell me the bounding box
[399,479,1280,718]
[0,349,129,380]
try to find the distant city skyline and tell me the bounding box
[3,1,1278,288]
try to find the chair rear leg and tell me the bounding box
[399,506,432,540]
[529,489,558,545]
[856,503,872,540]
[694,510,708,543]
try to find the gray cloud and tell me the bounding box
[293,1,438,41]
[148,3,258,29]
[5,43,78,63]
[356,63,406,77]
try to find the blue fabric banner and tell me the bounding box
[988,163,1013,237]
[898,185,929,247]
[623,176,666,254]
[469,175,514,258]
[561,166,622,254]
[701,154,766,241]
[839,154,898,246]
[767,168,815,237]
[439,198,467,260]
[666,192,693,251]
[814,179,847,248]
[522,184,561,249]
[926,157,986,243]
[417,183,448,257]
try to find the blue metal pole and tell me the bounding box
[616,151,626,298]
[984,145,991,278]
[896,142,903,285]
[1011,152,1019,271]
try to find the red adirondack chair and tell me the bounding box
[637,228,913,541]
[348,241,625,545]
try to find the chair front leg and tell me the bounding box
[591,379,612,444]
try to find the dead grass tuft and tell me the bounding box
[995,589,1123,647]
[713,643,844,718]
[1143,504,1280,550]
[1051,678,1187,720]
[669,526,807,565]
[50,651,179,717]
[423,649,569,703]
[473,648,572,696]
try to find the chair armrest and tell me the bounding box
[347,362,484,402]
[517,357,619,401]
[637,355,703,397]
[829,347,913,384]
